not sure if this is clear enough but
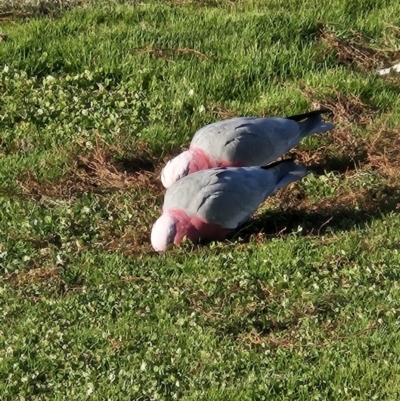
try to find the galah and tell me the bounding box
[161,109,334,188]
[151,159,308,251]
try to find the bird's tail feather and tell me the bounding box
[286,109,335,138]
[285,109,330,122]
[261,159,309,191]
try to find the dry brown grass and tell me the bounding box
[9,141,164,256]
[207,102,239,119]
[242,322,379,349]
[0,0,92,18]
[319,25,400,71]
[247,177,400,242]
[16,142,162,200]
[5,266,64,287]
[296,116,400,183]
[287,81,376,126]
[163,0,236,6]
[284,79,400,182]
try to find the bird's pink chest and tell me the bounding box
[168,208,233,245]
[189,146,244,170]
[187,147,216,173]
[188,215,233,242]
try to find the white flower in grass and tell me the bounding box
[87,383,94,396]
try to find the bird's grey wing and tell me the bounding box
[191,117,302,166]
[190,118,258,162]
[163,168,225,213]
[194,167,277,229]
[219,118,302,165]
[193,161,308,228]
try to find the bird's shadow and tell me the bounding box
[306,151,369,176]
[234,181,400,243]
[118,147,398,246]
[231,148,399,242]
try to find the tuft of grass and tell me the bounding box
[1,0,400,400]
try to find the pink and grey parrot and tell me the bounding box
[151,159,308,251]
[161,109,334,188]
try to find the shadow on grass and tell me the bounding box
[307,151,369,175]
[235,184,400,242]
[110,155,157,174]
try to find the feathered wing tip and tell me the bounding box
[297,114,335,138]
[285,109,335,138]
[261,159,309,191]
[285,108,331,122]
[260,158,296,170]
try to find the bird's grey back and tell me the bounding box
[190,117,302,166]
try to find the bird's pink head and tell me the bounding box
[151,212,177,252]
[151,208,232,251]
[161,150,193,189]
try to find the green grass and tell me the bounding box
[1,0,400,399]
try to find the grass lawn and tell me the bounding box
[1,0,400,399]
